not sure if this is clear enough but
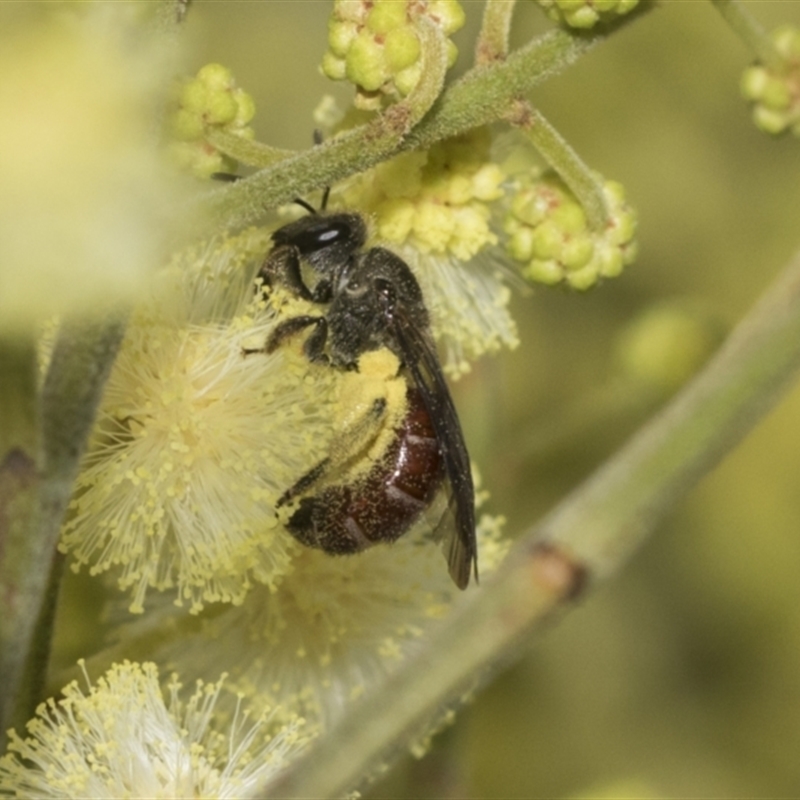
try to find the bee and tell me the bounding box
[252,197,478,589]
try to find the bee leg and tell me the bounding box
[310,279,333,304]
[241,315,321,357]
[300,318,330,363]
[277,457,331,508]
[270,315,325,354]
[257,245,314,301]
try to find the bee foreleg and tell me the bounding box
[257,245,314,301]
[301,318,330,363]
[255,315,326,358]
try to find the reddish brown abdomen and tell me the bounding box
[286,387,444,554]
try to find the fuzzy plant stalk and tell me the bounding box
[0,318,126,749]
[202,19,645,232]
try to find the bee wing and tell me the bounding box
[390,311,478,589]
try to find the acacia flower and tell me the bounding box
[534,0,639,30]
[338,127,519,377]
[0,662,312,799]
[59,229,341,613]
[0,6,186,334]
[321,0,466,109]
[503,170,638,291]
[168,63,256,178]
[740,25,800,136]
[112,513,509,729]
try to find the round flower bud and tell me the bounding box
[367,0,408,33]
[166,63,256,178]
[327,19,358,57]
[534,0,640,30]
[385,26,422,72]
[740,25,800,136]
[346,32,390,92]
[321,0,466,108]
[504,171,638,290]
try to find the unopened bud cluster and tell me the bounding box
[321,0,465,109]
[741,25,800,136]
[534,0,639,30]
[168,63,256,177]
[344,127,504,260]
[504,172,637,290]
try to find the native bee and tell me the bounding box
[251,197,478,589]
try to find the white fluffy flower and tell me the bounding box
[59,230,340,613]
[112,515,508,728]
[0,662,312,799]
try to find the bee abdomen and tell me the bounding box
[285,388,444,555]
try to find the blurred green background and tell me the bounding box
[55,2,800,797]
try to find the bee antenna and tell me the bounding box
[308,131,330,210]
[293,198,318,216]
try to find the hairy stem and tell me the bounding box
[263,245,800,799]
[206,130,295,170]
[509,101,609,230]
[0,315,127,747]
[475,0,517,65]
[201,7,651,231]
[0,334,41,747]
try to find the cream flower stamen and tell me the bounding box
[0,662,312,799]
[59,229,340,613]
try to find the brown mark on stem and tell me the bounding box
[528,541,589,602]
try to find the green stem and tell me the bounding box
[0,334,38,457]
[0,334,41,747]
[201,7,652,231]
[206,130,295,170]
[475,0,517,65]
[39,314,128,538]
[202,16,450,230]
[511,102,609,230]
[711,0,782,68]
[0,315,127,747]
[263,245,800,799]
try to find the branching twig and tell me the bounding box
[201,7,652,232]
[507,100,609,230]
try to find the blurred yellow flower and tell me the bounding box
[0,7,188,335]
